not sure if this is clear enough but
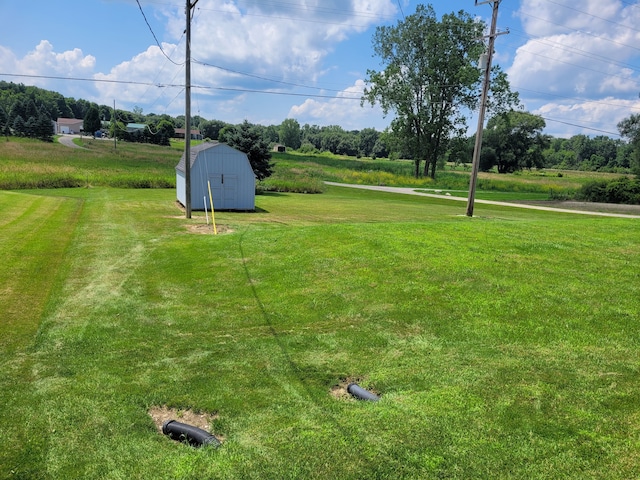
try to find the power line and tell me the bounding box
[1,73,624,138]
[191,58,348,93]
[513,86,640,113]
[542,0,640,35]
[507,28,640,76]
[517,10,640,54]
[0,73,363,99]
[135,0,184,66]
[141,0,396,21]
[195,84,361,100]
[202,0,396,22]
[540,116,621,137]
[192,6,379,30]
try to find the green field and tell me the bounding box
[1,138,640,478]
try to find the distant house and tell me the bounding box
[56,118,83,134]
[174,128,203,140]
[273,144,286,152]
[176,142,256,211]
[126,123,147,133]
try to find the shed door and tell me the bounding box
[222,175,238,209]
[209,174,222,209]
[208,174,238,209]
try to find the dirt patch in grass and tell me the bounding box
[148,405,219,435]
[185,223,233,235]
[330,377,379,400]
[167,214,233,234]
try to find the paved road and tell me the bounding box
[325,182,640,219]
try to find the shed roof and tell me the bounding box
[175,142,223,173]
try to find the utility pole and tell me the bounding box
[466,0,506,217]
[185,0,199,219]
[113,100,117,150]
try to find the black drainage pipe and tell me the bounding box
[162,420,221,448]
[347,383,380,402]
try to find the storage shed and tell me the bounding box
[176,142,256,211]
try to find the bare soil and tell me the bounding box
[148,405,221,439]
[330,377,379,400]
[185,223,233,235]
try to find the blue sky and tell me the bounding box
[2,0,640,138]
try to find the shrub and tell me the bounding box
[577,177,640,204]
[298,143,320,155]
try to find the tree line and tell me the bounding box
[1,79,638,177]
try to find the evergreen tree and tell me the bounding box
[12,115,26,137]
[225,120,273,180]
[84,105,101,137]
[35,113,54,142]
[0,105,8,138]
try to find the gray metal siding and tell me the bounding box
[176,143,255,211]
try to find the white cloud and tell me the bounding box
[508,31,640,98]
[533,97,640,137]
[20,41,96,76]
[516,0,626,37]
[0,41,98,100]
[0,1,397,125]
[0,45,18,72]
[167,0,396,84]
[508,0,640,136]
[0,41,96,90]
[93,43,184,111]
[81,0,397,118]
[288,79,388,129]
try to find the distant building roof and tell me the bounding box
[56,118,83,125]
[174,128,201,135]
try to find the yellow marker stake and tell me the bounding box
[207,181,217,235]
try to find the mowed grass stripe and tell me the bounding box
[0,191,84,479]
[0,191,84,352]
[2,186,640,479]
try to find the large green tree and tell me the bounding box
[617,114,640,175]
[279,118,301,149]
[480,111,548,173]
[363,4,518,179]
[200,119,229,140]
[358,128,379,157]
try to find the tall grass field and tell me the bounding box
[1,138,639,478]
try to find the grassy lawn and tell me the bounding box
[1,182,639,478]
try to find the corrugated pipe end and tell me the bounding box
[347,383,380,401]
[162,419,221,448]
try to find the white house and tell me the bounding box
[176,142,256,211]
[56,118,83,134]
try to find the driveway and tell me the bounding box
[58,134,85,149]
[324,182,640,219]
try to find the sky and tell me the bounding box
[2,0,640,138]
